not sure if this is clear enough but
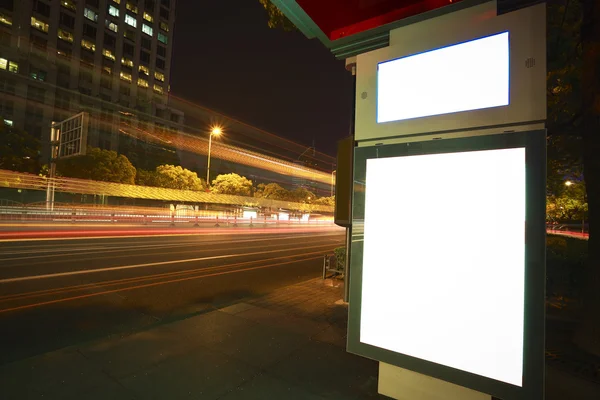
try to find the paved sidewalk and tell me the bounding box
[1,277,599,399]
[0,278,382,400]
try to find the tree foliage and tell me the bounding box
[255,182,289,200]
[0,123,41,173]
[547,134,583,196]
[211,173,253,196]
[137,165,205,191]
[547,0,583,134]
[156,165,205,191]
[314,196,335,207]
[258,0,296,31]
[288,187,315,203]
[57,147,136,184]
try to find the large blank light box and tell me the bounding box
[347,131,546,400]
[362,147,525,386]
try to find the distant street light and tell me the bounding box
[206,126,222,186]
[565,180,573,187]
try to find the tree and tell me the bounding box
[258,0,296,31]
[314,196,335,207]
[547,0,600,357]
[255,182,289,200]
[288,187,315,203]
[0,123,41,173]
[211,173,253,196]
[547,135,583,197]
[547,184,587,223]
[573,0,600,356]
[56,146,136,184]
[137,165,205,191]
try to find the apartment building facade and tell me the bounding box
[0,0,183,162]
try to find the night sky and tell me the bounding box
[169,0,354,157]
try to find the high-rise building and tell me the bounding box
[0,0,183,160]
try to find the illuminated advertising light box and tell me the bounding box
[354,3,546,142]
[347,131,546,400]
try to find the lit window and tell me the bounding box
[108,5,119,17]
[81,39,96,51]
[154,71,165,82]
[30,69,47,81]
[31,17,49,33]
[142,24,153,36]
[139,65,150,75]
[84,8,98,22]
[112,0,121,4]
[125,14,137,28]
[143,12,154,22]
[8,61,18,73]
[126,2,138,13]
[105,20,118,32]
[4,119,13,126]
[0,13,12,26]
[159,21,168,32]
[61,0,77,11]
[137,78,149,88]
[158,32,167,44]
[58,29,74,43]
[120,71,132,82]
[0,58,6,70]
[121,57,134,67]
[102,49,116,61]
[153,83,163,94]
[102,65,112,74]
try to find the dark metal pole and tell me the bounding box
[344,63,357,303]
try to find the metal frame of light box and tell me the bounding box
[347,129,546,400]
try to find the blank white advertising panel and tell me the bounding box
[360,147,525,387]
[377,32,509,123]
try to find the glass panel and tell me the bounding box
[142,24,153,36]
[125,14,137,28]
[31,17,49,33]
[58,28,74,42]
[108,5,119,17]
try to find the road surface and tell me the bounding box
[0,228,345,365]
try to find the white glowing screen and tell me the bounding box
[360,147,525,387]
[377,32,509,123]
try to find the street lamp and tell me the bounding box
[331,170,336,197]
[206,126,222,186]
[565,180,573,187]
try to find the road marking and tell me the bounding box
[0,234,343,263]
[0,250,329,303]
[0,256,324,314]
[0,246,109,255]
[0,243,338,283]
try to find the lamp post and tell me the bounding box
[331,170,336,197]
[206,126,222,186]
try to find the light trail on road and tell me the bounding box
[0,254,325,314]
[0,242,338,283]
[0,230,345,364]
[0,232,341,263]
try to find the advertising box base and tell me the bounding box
[379,362,492,400]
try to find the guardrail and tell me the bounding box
[0,205,333,227]
[0,169,334,213]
